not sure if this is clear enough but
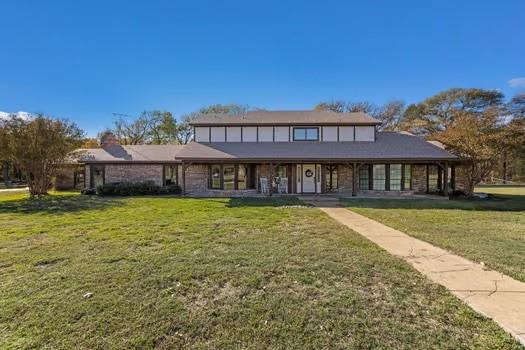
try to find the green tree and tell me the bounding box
[3,115,84,196]
[402,88,504,135]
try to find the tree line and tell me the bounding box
[1,88,524,196]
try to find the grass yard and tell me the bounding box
[342,186,525,284]
[0,192,522,349]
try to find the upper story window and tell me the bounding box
[293,127,318,141]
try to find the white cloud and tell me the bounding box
[508,77,525,88]
[0,111,33,120]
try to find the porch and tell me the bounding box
[180,161,461,196]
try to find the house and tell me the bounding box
[68,110,466,196]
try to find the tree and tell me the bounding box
[2,115,84,196]
[176,113,196,145]
[315,100,406,131]
[402,88,504,135]
[375,101,406,131]
[197,104,248,115]
[0,120,10,186]
[509,93,525,119]
[81,138,100,148]
[433,109,506,195]
[173,104,250,144]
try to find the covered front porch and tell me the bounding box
[179,161,460,197]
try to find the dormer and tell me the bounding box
[190,110,381,143]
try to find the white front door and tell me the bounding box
[302,164,316,193]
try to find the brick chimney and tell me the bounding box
[100,131,119,147]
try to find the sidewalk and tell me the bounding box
[307,200,525,346]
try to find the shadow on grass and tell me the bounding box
[0,194,123,214]
[227,196,306,208]
[342,194,525,212]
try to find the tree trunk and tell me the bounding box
[2,161,9,188]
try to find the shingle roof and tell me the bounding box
[190,110,380,126]
[79,145,184,163]
[175,132,457,161]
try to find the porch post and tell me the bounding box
[443,161,449,196]
[181,161,187,196]
[352,162,357,196]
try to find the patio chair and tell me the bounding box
[278,177,288,193]
[260,177,269,194]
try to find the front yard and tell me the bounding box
[0,192,522,349]
[342,186,525,283]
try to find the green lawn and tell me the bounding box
[0,193,522,349]
[342,186,525,284]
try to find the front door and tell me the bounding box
[302,164,316,193]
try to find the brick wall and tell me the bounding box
[105,164,163,186]
[184,164,209,193]
[412,164,427,193]
[336,164,353,193]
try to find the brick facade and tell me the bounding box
[336,164,353,193]
[184,164,209,193]
[104,164,164,186]
[412,164,427,193]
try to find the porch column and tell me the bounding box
[352,163,357,196]
[443,161,449,196]
[181,161,187,196]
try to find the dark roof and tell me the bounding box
[175,132,458,161]
[190,110,380,126]
[79,145,184,163]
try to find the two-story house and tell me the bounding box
[71,110,465,196]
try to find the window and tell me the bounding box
[359,165,370,190]
[428,165,440,192]
[325,165,338,192]
[91,165,105,188]
[211,164,221,189]
[223,165,235,190]
[389,164,402,191]
[163,165,178,185]
[404,165,412,190]
[372,164,386,191]
[293,127,319,141]
[210,164,250,190]
[237,165,247,190]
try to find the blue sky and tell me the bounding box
[1,0,524,136]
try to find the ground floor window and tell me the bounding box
[372,164,386,191]
[209,164,251,190]
[389,164,402,190]
[163,165,178,186]
[359,165,370,190]
[403,164,412,190]
[428,165,441,192]
[211,164,221,189]
[325,165,338,192]
[237,165,247,190]
[223,165,235,190]
[90,164,105,188]
[73,166,85,189]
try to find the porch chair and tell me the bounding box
[260,177,269,194]
[278,177,288,193]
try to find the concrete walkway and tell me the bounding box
[307,200,525,346]
[0,187,28,193]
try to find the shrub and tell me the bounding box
[81,188,96,195]
[95,181,181,196]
